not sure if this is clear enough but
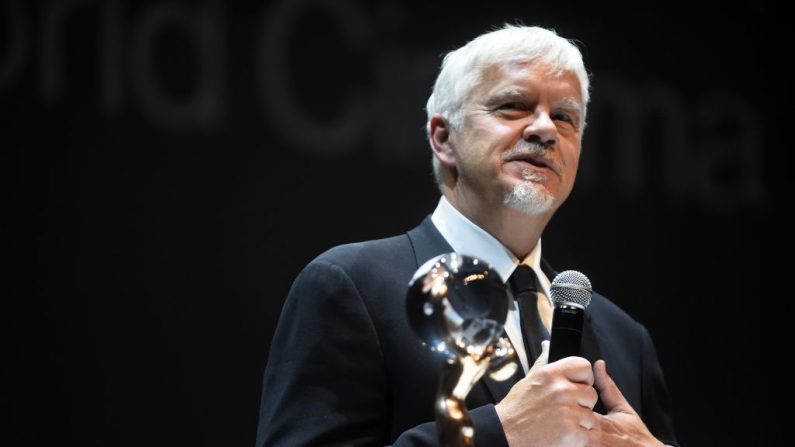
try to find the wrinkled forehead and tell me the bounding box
[472,59,582,101]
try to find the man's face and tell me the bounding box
[448,61,583,216]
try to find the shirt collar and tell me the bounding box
[430,196,544,283]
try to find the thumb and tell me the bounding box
[593,360,635,414]
[529,340,550,371]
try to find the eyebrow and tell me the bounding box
[552,97,583,117]
[484,88,529,107]
[487,90,582,114]
[551,97,583,125]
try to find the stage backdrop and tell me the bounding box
[3,1,785,445]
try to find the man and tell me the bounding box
[256,25,677,447]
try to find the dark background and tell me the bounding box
[3,1,786,445]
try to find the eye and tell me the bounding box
[497,102,526,111]
[551,112,574,123]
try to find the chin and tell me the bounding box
[503,182,556,216]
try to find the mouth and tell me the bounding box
[503,153,559,176]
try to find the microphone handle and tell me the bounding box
[548,303,585,363]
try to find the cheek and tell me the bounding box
[567,155,580,172]
[461,120,524,169]
[561,142,581,168]
[468,119,515,142]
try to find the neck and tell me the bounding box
[443,189,552,259]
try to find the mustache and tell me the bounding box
[501,142,561,176]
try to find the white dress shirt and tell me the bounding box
[431,196,552,373]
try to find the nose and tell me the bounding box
[521,110,556,148]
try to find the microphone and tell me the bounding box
[548,270,592,363]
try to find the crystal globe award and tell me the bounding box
[406,253,517,447]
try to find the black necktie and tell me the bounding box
[508,264,549,365]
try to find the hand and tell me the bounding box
[495,341,601,447]
[592,360,663,447]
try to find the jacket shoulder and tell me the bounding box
[309,233,418,281]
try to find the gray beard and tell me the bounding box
[503,169,555,216]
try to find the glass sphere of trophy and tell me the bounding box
[406,253,517,447]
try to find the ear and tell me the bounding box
[429,115,456,168]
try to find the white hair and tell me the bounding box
[427,25,590,185]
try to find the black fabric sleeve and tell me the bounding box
[639,325,679,446]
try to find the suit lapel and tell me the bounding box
[406,216,454,267]
[580,314,603,365]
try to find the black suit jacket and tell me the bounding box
[256,217,677,446]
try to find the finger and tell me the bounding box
[593,360,632,414]
[575,382,599,409]
[529,340,550,371]
[552,356,594,386]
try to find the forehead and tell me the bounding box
[472,61,583,103]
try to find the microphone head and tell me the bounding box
[550,270,592,308]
